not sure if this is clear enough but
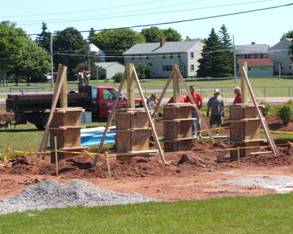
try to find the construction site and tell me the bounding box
[1,62,293,214]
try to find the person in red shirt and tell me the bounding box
[185,85,203,137]
[233,87,241,104]
[167,95,186,103]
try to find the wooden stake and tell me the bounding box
[132,65,167,164]
[54,136,59,176]
[93,74,126,166]
[172,69,180,103]
[240,62,248,103]
[173,65,214,142]
[126,64,135,109]
[241,65,279,155]
[38,64,67,153]
[60,71,68,108]
[105,151,112,177]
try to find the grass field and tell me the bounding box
[1,193,293,233]
[1,77,293,98]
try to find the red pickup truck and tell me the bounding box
[6,85,142,129]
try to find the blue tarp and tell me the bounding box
[81,127,116,146]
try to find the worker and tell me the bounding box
[147,94,158,112]
[207,89,224,136]
[167,95,186,103]
[185,85,203,137]
[233,87,241,104]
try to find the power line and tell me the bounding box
[18,0,276,25]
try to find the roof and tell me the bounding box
[123,40,202,55]
[95,62,124,69]
[235,44,270,55]
[237,58,273,66]
[90,44,105,54]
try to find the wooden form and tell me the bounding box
[94,64,167,166]
[229,63,278,158]
[152,64,214,142]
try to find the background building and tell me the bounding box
[95,62,125,79]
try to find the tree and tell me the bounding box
[141,27,182,42]
[281,30,293,40]
[162,28,182,41]
[141,27,164,42]
[92,28,145,62]
[218,24,233,77]
[53,27,89,80]
[14,39,50,84]
[135,63,150,79]
[197,28,225,78]
[35,22,51,52]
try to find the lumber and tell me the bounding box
[250,151,272,155]
[240,62,248,103]
[93,73,126,166]
[60,72,68,108]
[241,65,279,155]
[38,64,67,153]
[173,64,214,142]
[172,69,180,103]
[132,65,167,164]
[126,64,135,109]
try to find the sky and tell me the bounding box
[0,0,292,46]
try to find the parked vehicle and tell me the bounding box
[6,85,142,129]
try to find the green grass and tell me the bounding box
[1,77,293,98]
[1,193,293,233]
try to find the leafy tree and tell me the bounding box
[92,28,145,62]
[218,24,233,77]
[53,27,89,80]
[141,27,164,42]
[14,39,50,84]
[281,30,293,40]
[134,63,150,79]
[141,27,182,42]
[162,28,182,41]
[35,22,51,52]
[197,28,225,78]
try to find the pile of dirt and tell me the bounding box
[1,141,292,179]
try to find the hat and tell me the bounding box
[214,89,220,94]
[234,87,241,91]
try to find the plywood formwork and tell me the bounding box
[163,103,194,152]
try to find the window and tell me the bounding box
[138,55,142,60]
[170,54,174,59]
[190,64,195,72]
[177,54,181,58]
[103,89,117,100]
[260,54,264,58]
[148,63,152,66]
[247,55,251,59]
[248,67,252,71]
[260,66,267,70]
[146,56,149,60]
[162,55,166,59]
[190,52,194,58]
[131,57,135,60]
[163,65,172,71]
[254,54,258,59]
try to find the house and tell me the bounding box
[235,42,273,77]
[123,39,203,78]
[95,62,125,79]
[90,44,106,62]
[268,38,293,75]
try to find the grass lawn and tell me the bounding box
[1,193,293,233]
[1,77,293,98]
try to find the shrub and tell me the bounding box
[277,100,293,124]
[259,100,271,117]
[112,72,123,83]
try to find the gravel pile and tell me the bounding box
[0,180,155,215]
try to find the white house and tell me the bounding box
[123,39,203,78]
[90,44,106,62]
[95,62,125,79]
[268,38,293,75]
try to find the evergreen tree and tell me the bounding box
[35,22,51,52]
[218,24,233,77]
[197,28,224,78]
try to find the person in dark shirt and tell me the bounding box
[207,89,224,135]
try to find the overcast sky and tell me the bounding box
[0,0,292,46]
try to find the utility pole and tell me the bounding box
[233,35,237,83]
[50,33,54,88]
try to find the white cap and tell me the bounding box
[214,89,220,94]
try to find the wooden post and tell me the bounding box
[54,136,59,176]
[173,65,214,142]
[172,66,180,103]
[93,74,126,166]
[152,70,173,117]
[132,65,167,164]
[38,64,67,153]
[60,71,68,108]
[105,151,112,177]
[126,64,135,109]
[240,62,248,103]
[242,65,279,155]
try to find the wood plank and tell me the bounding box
[240,62,248,103]
[172,66,180,103]
[241,65,279,155]
[126,64,135,109]
[250,151,272,155]
[226,118,260,123]
[38,64,67,153]
[132,64,167,164]
[60,70,68,108]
